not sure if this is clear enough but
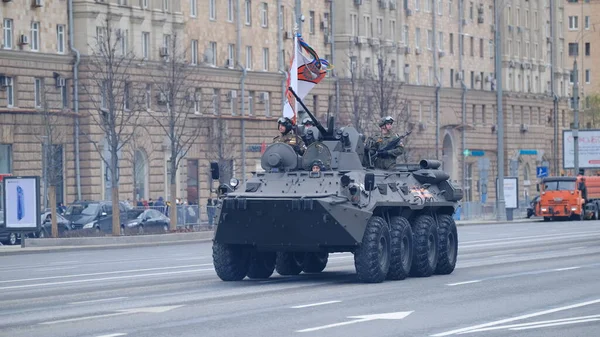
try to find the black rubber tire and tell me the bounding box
[212,242,250,281]
[435,214,458,275]
[275,252,305,276]
[247,252,276,279]
[302,252,329,273]
[354,216,391,283]
[409,215,439,277]
[387,216,413,280]
[8,233,18,245]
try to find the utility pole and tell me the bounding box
[573,59,580,175]
[295,0,302,34]
[494,0,506,221]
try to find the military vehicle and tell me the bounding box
[210,98,463,283]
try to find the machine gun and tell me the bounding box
[365,129,413,168]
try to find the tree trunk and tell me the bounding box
[49,185,58,238]
[112,186,120,236]
[170,182,177,231]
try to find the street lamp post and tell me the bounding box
[494,0,506,221]
[572,59,580,175]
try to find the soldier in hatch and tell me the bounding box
[273,116,306,155]
[369,116,405,170]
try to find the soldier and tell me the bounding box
[369,116,405,170]
[273,116,306,155]
[302,118,315,128]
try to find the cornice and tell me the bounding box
[0,50,73,65]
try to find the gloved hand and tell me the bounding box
[293,145,302,154]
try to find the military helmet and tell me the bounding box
[277,116,294,134]
[378,116,394,127]
[311,159,324,170]
[302,118,315,126]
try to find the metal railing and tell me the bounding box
[455,201,529,221]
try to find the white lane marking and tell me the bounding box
[291,301,342,309]
[0,269,213,291]
[49,260,80,265]
[96,334,127,337]
[446,280,481,286]
[461,231,600,244]
[461,231,600,248]
[40,305,183,325]
[297,311,413,333]
[430,298,600,336]
[510,318,600,331]
[70,297,129,305]
[328,255,353,260]
[490,254,516,259]
[175,257,205,261]
[569,246,587,250]
[554,266,581,271]
[457,314,600,333]
[0,264,213,284]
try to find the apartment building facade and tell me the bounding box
[564,0,600,128]
[0,0,571,211]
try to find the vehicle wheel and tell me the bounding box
[387,216,413,281]
[302,252,329,273]
[354,216,391,283]
[120,226,125,236]
[138,226,144,235]
[38,229,47,238]
[275,252,305,276]
[410,215,439,277]
[247,252,276,279]
[8,233,18,245]
[435,214,458,275]
[212,242,250,281]
[163,224,169,233]
[95,227,101,234]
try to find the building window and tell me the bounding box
[416,66,422,85]
[194,88,201,114]
[377,17,383,36]
[119,29,128,56]
[209,0,216,20]
[141,0,148,8]
[585,16,590,29]
[124,82,131,110]
[190,0,197,17]
[260,3,268,27]
[163,0,170,11]
[212,89,220,115]
[262,48,269,71]
[489,39,494,58]
[427,30,433,50]
[57,25,65,54]
[246,46,252,70]
[449,33,453,54]
[415,0,420,11]
[568,16,578,30]
[415,28,421,49]
[227,44,235,68]
[469,1,474,20]
[585,42,590,56]
[100,80,107,109]
[309,11,315,34]
[0,144,12,173]
[263,92,270,116]
[448,0,453,16]
[163,34,171,54]
[3,19,13,50]
[209,41,217,65]
[479,38,484,57]
[145,83,152,110]
[568,43,578,57]
[364,15,371,37]
[585,69,590,84]
[142,32,150,60]
[34,78,43,108]
[248,91,255,115]
[470,36,474,56]
[403,25,408,45]
[428,67,433,86]
[227,0,234,22]
[351,14,358,36]
[191,40,198,65]
[4,77,14,107]
[31,22,40,52]
[438,32,444,50]
[437,0,442,15]
[390,20,396,41]
[245,0,252,25]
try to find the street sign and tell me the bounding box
[471,150,485,157]
[463,149,471,157]
[520,149,538,155]
[536,166,549,178]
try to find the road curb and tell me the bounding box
[456,218,533,226]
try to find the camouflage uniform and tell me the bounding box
[273,133,307,155]
[370,133,405,170]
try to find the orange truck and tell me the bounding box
[537,175,600,221]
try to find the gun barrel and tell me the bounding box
[288,87,328,136]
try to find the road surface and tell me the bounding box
[0,220,599,337]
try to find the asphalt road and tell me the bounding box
[0,219,599,337]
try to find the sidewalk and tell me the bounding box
[0,217,537,256]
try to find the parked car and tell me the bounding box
[0,210,20,245]
[122,209,171,235]
[38,211,72,238]
[64,200,140,234]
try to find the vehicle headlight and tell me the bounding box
[230,178,239,188]
[82,222,95,229]
[571,207,578,211]
[541,208,547,212]
[127,222,138,227]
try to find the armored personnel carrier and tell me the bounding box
[211,110,463,284]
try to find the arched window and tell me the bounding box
[134,149,148,201]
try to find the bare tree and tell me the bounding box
[149,33,201,230]
[33,79,69,238]
[205,114,237,190]
[585,94,600,129]
[80,15,142,235]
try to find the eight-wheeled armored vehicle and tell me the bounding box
[210,109,463,283]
